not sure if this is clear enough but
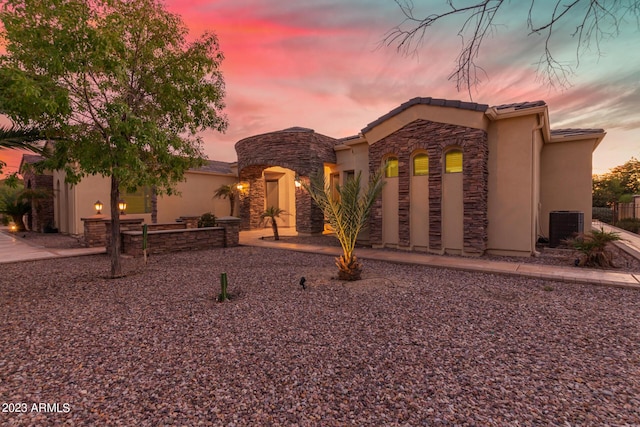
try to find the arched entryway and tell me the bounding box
[235,127,338,235]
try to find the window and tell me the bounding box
[413,154,429,176]
[121,186,152,214]
[445,150,463,173]
[384,157,398,178]
[344,170,355,184]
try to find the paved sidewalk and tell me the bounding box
[239,228,640,290]
[0,229,105,264]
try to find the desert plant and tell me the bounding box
[218,272,229,302]
[303,169,385,281]
[592,206,613,224]
[213,184,239,216]
[0,189,30,231]
[260,206,287,240]
[616,218,640,234]
[198,212,216,228]
[565,228,622,268]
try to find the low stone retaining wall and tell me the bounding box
[122,227,225,257]
[82,215,241,256]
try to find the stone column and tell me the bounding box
[295,176,324,235]
[216,216,241,247]
[81,215,107,247]
[179,216,200,229]
[104,217,144,252]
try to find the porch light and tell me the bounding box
[94,200,103,215]
[294,176,302,188]
[118,199,127,215]
[236,183,243,191]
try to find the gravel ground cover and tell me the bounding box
[1,247,640,426]
[274,233,640,272]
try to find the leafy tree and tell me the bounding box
[592,158,640,207]
[303,170,385,281]
[213,183,239,216]
[0,0,227,277]
[260,206,287,241]
[385,0,640,96]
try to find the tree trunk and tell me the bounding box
[110,175,122,278]
[272,219,279,241]
[229,194,235,216]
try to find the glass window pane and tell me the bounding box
[385,157,398,178]
[445,151,463,173]
[413,154,429,176]
[121,186,152,214]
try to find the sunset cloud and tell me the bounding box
[2,0,637,177]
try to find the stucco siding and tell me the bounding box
[486,116,538,254]
[540,139,595,237]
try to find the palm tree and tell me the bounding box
[0,126,45,175]
[303,170,385,281]
[0,184,50,232]
[260,206,287,241]
[213,183,239,216]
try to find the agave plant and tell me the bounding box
[303,169,384,281]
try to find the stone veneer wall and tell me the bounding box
[22,172,54,232]
[235,128,338,234]
[122,227,226,257]
[368,119,489,255]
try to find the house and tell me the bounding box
[25,96,604,257]
[236,97,604,257]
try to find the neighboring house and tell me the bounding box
[23,96,605,257]
[236,97,605,257]
[51,160,237,235]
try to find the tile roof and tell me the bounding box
[550,128,605,138]
[21,154,45,164]
[191,159,234,175]
[493,100,546,110]
[362,97,489,134]
[279,127,314,133]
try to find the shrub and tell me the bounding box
[616,218,640,234]
[198,212,216,228]
[592,206,613,224]
[565,228,622,268]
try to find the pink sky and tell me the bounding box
[2,0,638,176]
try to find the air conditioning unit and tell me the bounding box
[549,211,584,248]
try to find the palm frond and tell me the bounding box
[0,126,45,153]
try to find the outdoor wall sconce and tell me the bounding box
[94,200,103,215]
[118,199,127,215]
[236,183,244,191]
[294,176,302,188]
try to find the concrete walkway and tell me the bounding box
[0,229,104,264]
[239,227,640,290]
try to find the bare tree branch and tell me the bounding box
[384,0,640,97]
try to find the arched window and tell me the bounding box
[384,156,399,178]
[413,153,429,176]
[445,150,463,173]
